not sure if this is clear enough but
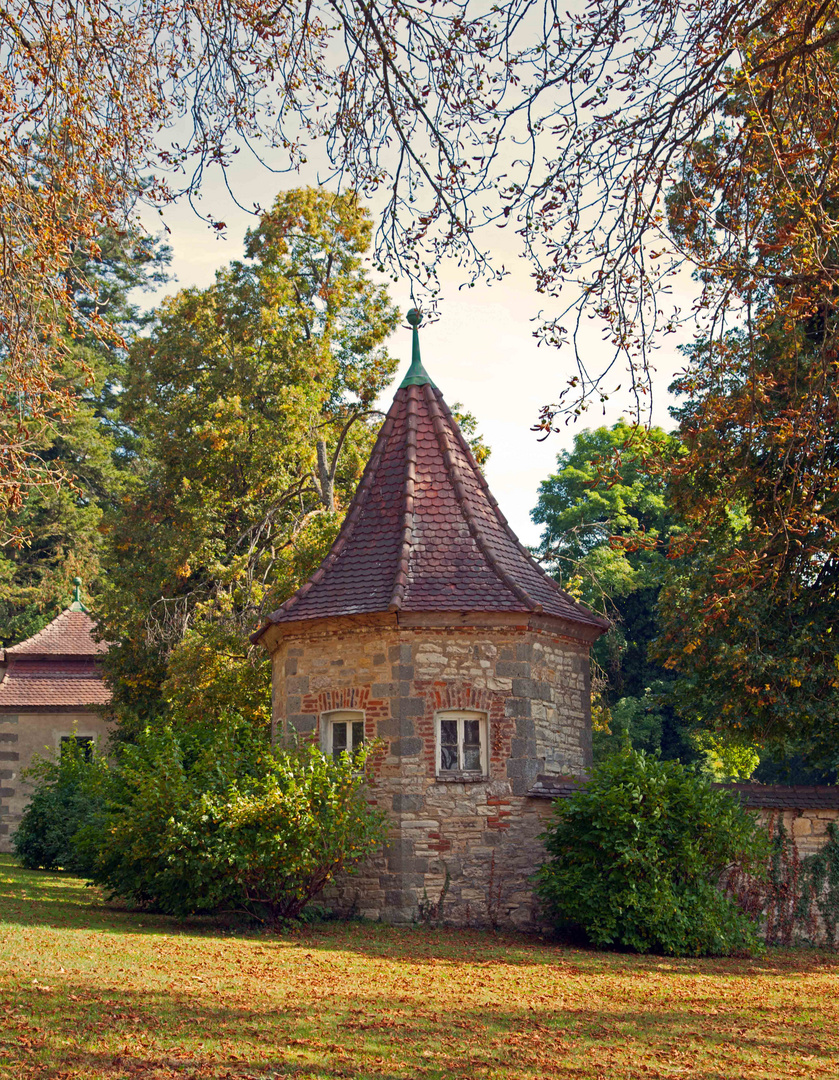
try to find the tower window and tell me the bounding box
[435,711,488,778]
[322,710,365,762]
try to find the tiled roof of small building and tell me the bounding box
[5,609,107,657]
[526,774,839,809]
[527,775,588,799]
[0,668,112,709]
[254,314,608,639]
[0,593,111,710]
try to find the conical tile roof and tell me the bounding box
[254,317,608,640]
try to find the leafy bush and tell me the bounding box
[80,716,386,921]
[535,748,768,956]
[13,737,109,874]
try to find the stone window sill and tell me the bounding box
[435,773,488,784]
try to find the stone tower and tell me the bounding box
[252,312,607,927]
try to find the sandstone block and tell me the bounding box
[496,661,530,678]
[391,736,423,757]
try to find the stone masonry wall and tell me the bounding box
[270,620,591,928]
[0,710,111,853]
[754,807,839,856]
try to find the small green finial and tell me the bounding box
[70,576,88,613]
[399,307,437,388]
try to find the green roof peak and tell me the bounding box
[69,576,89,613]
[399,308,437,388]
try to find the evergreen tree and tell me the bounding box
[0,229,169,646]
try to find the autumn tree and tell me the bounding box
[654,321,839,773]
[99,189,399,730]
[643,45,839,773]
[5,0,839,515]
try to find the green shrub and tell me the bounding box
[535,748,768,956]
[13,737,109,873]
[81,716,387,921]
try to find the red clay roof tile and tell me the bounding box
[6,610,107,657]
[1,608,111,710]
[0,669,111,708]
[255,376,609,637]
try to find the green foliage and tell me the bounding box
[801,823,839,948]
[450,403,491,468]
[536,749,767,956]
[99,188,399,728]
[532,422,689,761]
[13,737,110,874]
[80,716,387,921]
[761,816,803,947]
[692,732,760,782]
[533,421,676,559]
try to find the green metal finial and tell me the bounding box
[70,576,88,613]
[399,308,437,388]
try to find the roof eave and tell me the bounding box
[253,607,606,651]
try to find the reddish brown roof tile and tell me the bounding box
[0,666,111,708]
[6,610,107,657]
[527,775,589,799]
[254,378,608,638]
[711,782,839,809]
[1,607,111,710]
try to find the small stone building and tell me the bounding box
[0,582,111,852]
[253,314,609,927]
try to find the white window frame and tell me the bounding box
[435,710,488,779]
[321,709,366,761]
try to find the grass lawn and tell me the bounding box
[1,855,838,1079]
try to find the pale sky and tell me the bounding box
[141,163,689,549]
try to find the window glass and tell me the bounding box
[440,719,458,771]
[462,719,481,771]
[331,721,348,761]
[436,712,487,776]
[322,710,365,761]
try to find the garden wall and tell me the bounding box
[714,783,839,855]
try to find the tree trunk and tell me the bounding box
[316,439,334,511]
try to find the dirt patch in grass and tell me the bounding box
[1,854,837,1079]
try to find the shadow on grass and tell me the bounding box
[1,973,836,1080]
[3,855,838,981]
[0,854,254,939]
[282,920,839,980]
